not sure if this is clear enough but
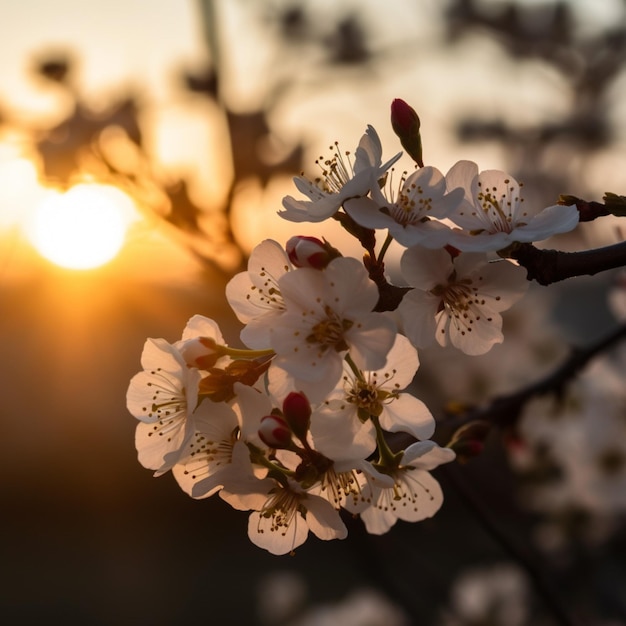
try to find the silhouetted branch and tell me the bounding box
[510,241,626,286]
[444,322,626,434]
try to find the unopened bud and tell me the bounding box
[182,336,221,369]
[286,236,340,269]
[391,98,424,167]
[282,392,311,441]
[258,414,293,449]
[448,420,490,463]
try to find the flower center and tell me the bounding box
[476,179,527,233]
[319,467,361,507]
[182,427,238,481]
[252,264,286,311]
[314,141,354,194]
[431,274,495,337]
[306,306,353,352]
[346,378,391,421]
[259,487,303,536]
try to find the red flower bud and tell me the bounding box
[286,236,340,269]
[390,98,424,167]
[282,391,311,441]
[258,414,293,448]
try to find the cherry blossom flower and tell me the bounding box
[344,166,463,247]
[127,337,202,475]
[247,480,348,554]
[350,440,455,535]
[398,246,528,355]
[310,334,435,461]
[444,160,579,251]
[220,441,349,554]
[225,239,292,349]
[280,125,401,223]
[172,400,242,498]
[269,256,397,401]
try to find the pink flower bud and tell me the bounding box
[390,98,424,167]
[282,391,311,440]
[391,98,420,135]
[286,236,335,269]
[258,414,293,448]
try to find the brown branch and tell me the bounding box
[510,241,626,286]
[443,322,626,436]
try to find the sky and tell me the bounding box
[1,0,625,280]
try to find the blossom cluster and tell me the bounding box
[127,100,580,554]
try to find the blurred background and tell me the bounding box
[2,1,626,624]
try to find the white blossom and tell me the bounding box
[344,165,463,247]
[280,125,401,223]
[270,256,396,401]
[127,338,201,475]
[310,334,435,461]
[351,441,455,535]
[444,160,579,251]
[398,246,528,355]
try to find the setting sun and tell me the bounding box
[26,183,135,270]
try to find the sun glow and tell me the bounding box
[27,183,136,270]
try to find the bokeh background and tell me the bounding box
[2,1,626,624]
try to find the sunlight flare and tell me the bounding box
[27,183,135,270]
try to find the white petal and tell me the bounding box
[516,203,579,240]
[397,291,440,349]
[389,218,454,249]
[346,313,396,372]
[344,196,396,230]
[449,309,504,355]
[371,333,419,389]
[305,495,348,540]
[310,400,377,461]
[402,440,456,469]
[135,417,193,475]
[401,246,453,290]
[354,125,383,171]
[171,401,239,498]
[325,257,379,316]
[181,315,224,343]
[394,470,444,523]
[140,337,186,373]
[279,197,328,223]
[233,382,273,444]
[444,229,512,252]
[248,509,309,555]
[359,501,398,535]
[445,160,478,201]
[380,393,435,441]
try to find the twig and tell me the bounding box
[445,322,626,433]
[441,464,580,626]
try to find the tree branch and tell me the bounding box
[444,322,626,435]
[510,241,626,286]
